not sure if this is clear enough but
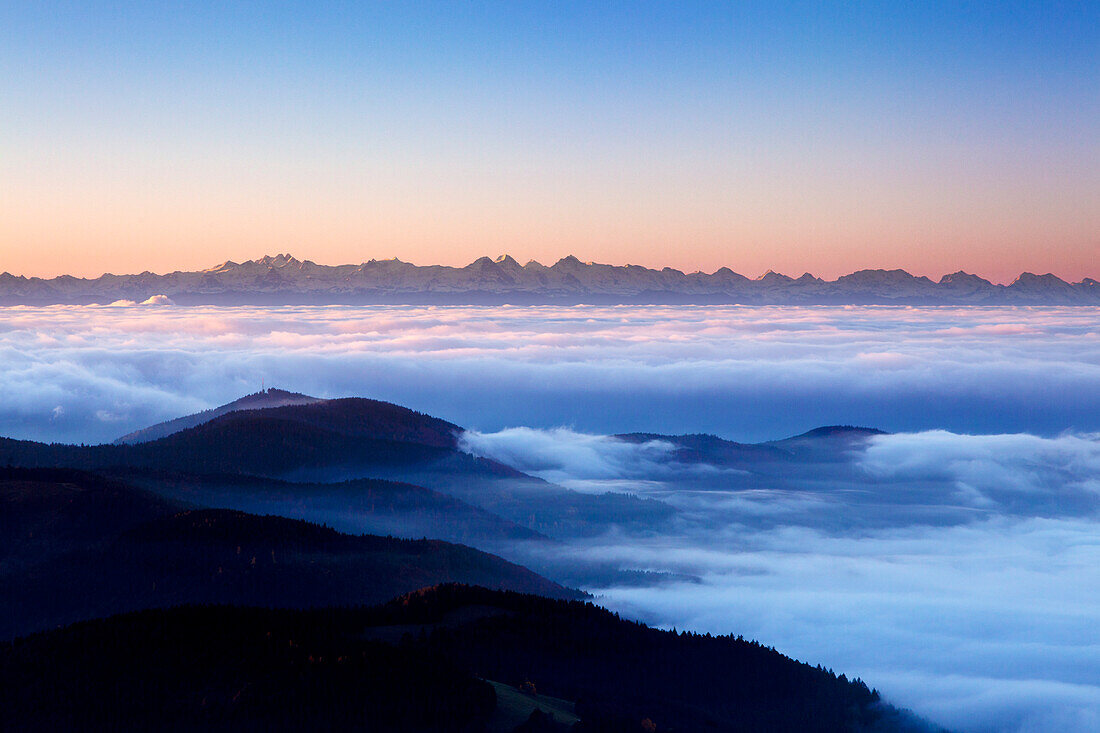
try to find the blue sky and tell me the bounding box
[2,1,1097,280]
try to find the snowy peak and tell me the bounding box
[254,253,301,268]
[204,260,239,274]
[2,257,1096,305]
[1009,272,1070,288]
[756,270,793,284]
[466,256,498,269]
[939,271,991,286]
[1005,272,1081,302]
[552,255,584,268]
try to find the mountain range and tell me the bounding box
[3,253,1097,305]
[0,389,949,730]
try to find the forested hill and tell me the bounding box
[0,584,943,732]
[0,468,578,639]
[0,398,478,476]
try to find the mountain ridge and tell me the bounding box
[3,253,1097,305]
[0,467,579,639]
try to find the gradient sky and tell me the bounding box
[2,1,1097,282]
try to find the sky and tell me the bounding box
[1,1,1098,282]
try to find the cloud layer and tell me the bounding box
[1,304,1099,444]
[461,426,1100,733]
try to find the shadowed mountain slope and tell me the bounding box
[0,398,472,476]
[0,604,498,733]
[0,467,180,570]
[0,585,941,732]
[0,468,578,639]
[114,469,547,545]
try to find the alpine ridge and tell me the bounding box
[2,254,1097,305]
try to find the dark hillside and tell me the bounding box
[0,467,182,569]
[370,585,934,733]
[0,469,579,639]
[220,397,464,447]
[115,469,547,545]
[0,397,513,481]
[0,586,940,732]
[0,605,496,732]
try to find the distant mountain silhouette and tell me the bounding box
[784,425,888,439]
[0,585,942,732]
[616,425,887,467]
[1,253,1095,304]
[614,432,790,463]
[0,468,578,639]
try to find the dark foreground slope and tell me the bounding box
[0,469,577,639]
[0,585,939,733]
[0,604,496,733]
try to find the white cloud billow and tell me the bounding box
[1,303,1099,444]
[459,427,679,491]
[861,431,1100,508]
[461,425,1100,733]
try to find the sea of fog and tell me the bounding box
[2,303,1099,732]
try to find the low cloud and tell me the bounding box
[861,431,1100,511]
[459,427,681,491]
[579,516,1100,733]
[1,304,1099,444]
[464,425,1100,733]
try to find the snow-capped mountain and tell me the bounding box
[1,254,1096,305]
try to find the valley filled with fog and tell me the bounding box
[462,426,1100,733]
[3,303,1099,732]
